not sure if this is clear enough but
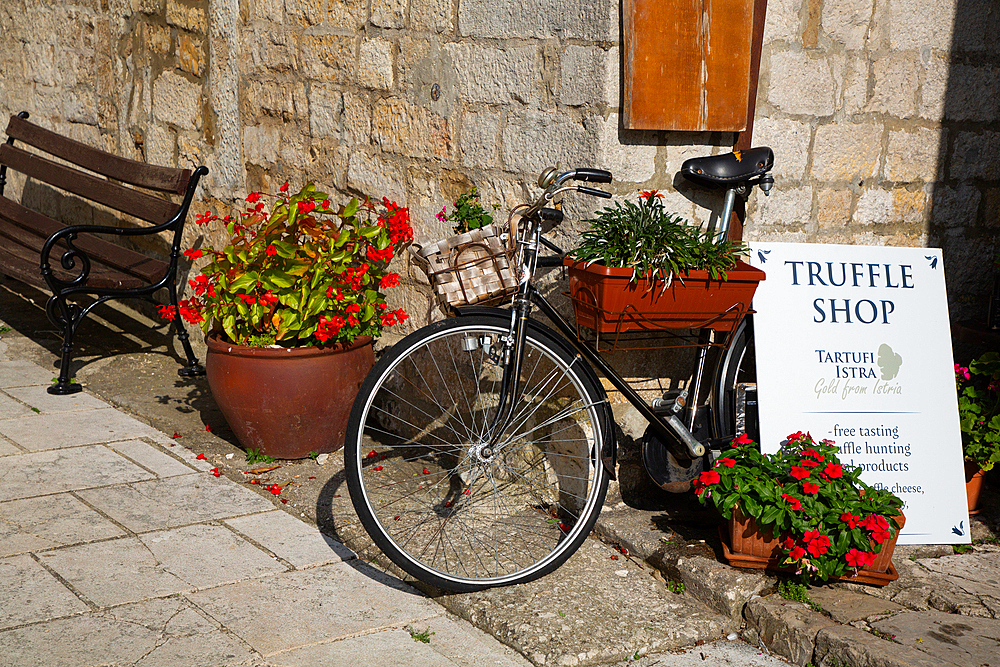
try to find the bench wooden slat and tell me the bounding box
[0,144,180,226]
[4,115,190,194]
[0,197,168,283]
[0,229,146,290]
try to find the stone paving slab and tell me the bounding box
[75,473,275,532]
[0,359,59,388]
[743,596,839,666]
[915,546,1000,601]
[0,597,260,667]
[187,563,442,657]
[38,524,286,607]
[872,611,1000,666]
[106,438,198,477]
[0,391,34,419]
[0,553,90,629]
[0,445,157,501]
[805,585,907,624]
[0,493,126,556]
[0,407,164,451]
[225,510,356,567]
[814,624,959,667]
[0,439,21,455]
[3,384,110,414]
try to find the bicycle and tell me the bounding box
[343,148,775,592]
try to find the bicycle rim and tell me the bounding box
[345,315,609,591]
[712,316,756,441]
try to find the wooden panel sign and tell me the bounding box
[624,0,756,131]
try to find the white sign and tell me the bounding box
[747,242,969,545]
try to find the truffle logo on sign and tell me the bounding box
[813,343,903,400]
[877,344,902,380]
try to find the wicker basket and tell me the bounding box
[411,222,517,308]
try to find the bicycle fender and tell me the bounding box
[454,306,618,479]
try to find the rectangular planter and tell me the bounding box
[565,258,765,333]
[720,508,904,586]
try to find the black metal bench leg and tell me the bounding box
[46,298,83,395]
[168,284,205,378]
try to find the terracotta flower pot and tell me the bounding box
[966,460,987,516]
[206,333,375,459]
[722,507,905,585]
[564,258,765,333]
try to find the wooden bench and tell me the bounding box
[0,112,208,394]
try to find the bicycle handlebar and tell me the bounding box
[577,185,612,199]
[572,168,613,184]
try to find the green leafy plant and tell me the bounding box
[956,353,1000,472]
[307,450,319,460]
[245,449,276,465]
[694,431,904,582]
[0,325,10,334]
[437,186,498,234]
[667,578,686,594]
[160,182,413,347]
[777,579,821,611]
[569,190,747,286]
[407,626,434,644]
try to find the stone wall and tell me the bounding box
[0,0,996,328]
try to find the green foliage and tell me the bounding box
[695,431,904,583]
[777,579,821,611]
[407,626,434,644]
[569,190,747,286]
[164,183,413,348]
[245,449,276,465]
[307,450,319,460]
[956,352,1000,472]
[439,186,497,234]
[953,544,974,554]
[667,578,686,594]
[0,325,10,334]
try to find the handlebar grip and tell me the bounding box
[539,207,564,223]
[574,168,613,184]
[577,186,612,199]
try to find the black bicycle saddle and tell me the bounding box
[681,147,774,188]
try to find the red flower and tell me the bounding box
[716,458,736,468]
[266,244,277,256]
[205,424,212,432]
[196,453,206,460]
[373,465,383,471]
[862,514,889,532]
[210,468,220,477]
[698,470,721,485]
[268,484,282,495]
[732,433,753,446]
[788,546,807,561]
[422,468,430,475]
[195,210,215,226]
[280,181,290,193]
[790,466,810,480]
[845,548,872,567]
[840,512,859,529]
[380,273,400,289]
[178,301,204,324]
[183,248,204,260]
[781,493,802,510]
[346,303,361,314]
[801,448,825,462]
[298,200,316,215]
[366,450,377,459]
[802,482,819,495]
[799,459,820,468]
[824,463,843,479]
[871,529,890,544]
[246,192,261,204]
[804,531,830,557]
[366,246,394,262]
[157,304,177,321]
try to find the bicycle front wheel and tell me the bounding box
[712,315,757,442]
[345,314,610,592]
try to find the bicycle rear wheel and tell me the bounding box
[344,314,610,592]
[711,315,758,443]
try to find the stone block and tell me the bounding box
[458,0,616,41]
[919,50,948,121]
[176,33,204,76]
[243,123,282,165]
[889,0,958,51]
[855,187,892,225]
[886,127,942,182]
[751,117,811,181]
[302,34,357,83]
[817,188,853,230]
[358,38,394,91]
[823,0,874,50]
[560,45,618,108]
[665,555,772,619]
[868,54,919,118]
[347,151,406,204]
[147,22,171,55]
[284,0,326,26]
[744,596,838,666]
[445,43,538,106]
[166,0,207,33]
[815,624,947,667]
[593,113,657,184]
[144,123,175,167]
[327,0,367,29]
[411,0,454,33]
[460,108,500,169]
[893,188,928,225]
[764,0,804,43]
[372,97,452,159]
[766,50,838,117]
[950,130,1000,181]
[501,109,596,174]
[371,0,405,28]
[342,91,371,146]
[753,185,813,230]
[246,80,308,122]
[152,70,203,130]
[942,64,1000,123]
[931,180,980,230]
[309,84,344,140]
[247,30,299,74]
[841,54,869,115]
[811,122,882,182]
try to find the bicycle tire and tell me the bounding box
[344,314,610,592]
[711,316,757,442]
